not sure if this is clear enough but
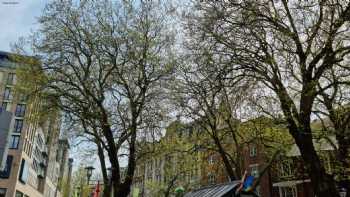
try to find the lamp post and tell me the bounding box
[84,166,95,197]
[107,167,113,197]
[85,166,95,185]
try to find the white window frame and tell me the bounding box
[208,173,216,184]
[249,145,257,157]
[249,164,259,177]
[208,155,215,165]
[279,186,297,197]
[280,161,292,177]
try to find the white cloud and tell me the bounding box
[0,0,46,52]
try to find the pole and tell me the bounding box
[80,175,84,197]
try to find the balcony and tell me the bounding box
[37,170,45,179]
[39,160,47,168]
[42,147,48,158]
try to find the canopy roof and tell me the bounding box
[184,181,240,197]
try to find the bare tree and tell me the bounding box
[172,51,252,180]
[18,0,176,196]
[314,66,350,195]
[186,0,350,196]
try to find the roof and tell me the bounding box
[0,51,15,68]
[287,136,337,157]
[0,50,38,69]
[184,181,240,197]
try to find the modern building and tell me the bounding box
[0,51,71,197]
[0,110,12,172]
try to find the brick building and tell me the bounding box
[132,117,343,197]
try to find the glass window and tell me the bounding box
[3,87,12,100]
[208,173,216,184]
[15,190,23,197]
[32,159,39,173]
[281,187,297,197]
[7,73,15,85]
[1,102,11,111]
[19,159,29,183]
[256,185,261,196]
[280,161,293,177]
[250,145,257,157]
[15,104,26,117]
[1,102,6,111]
[208,154,215,165]
[0,155,13,178]
[13,119,24,133]
[0,188,6,197]
[9,135,20,149]
[250,164,259,177]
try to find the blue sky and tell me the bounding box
[0,1,45,52]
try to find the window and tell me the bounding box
[18,93,28,103]
[36,135,43,147]
[19,159,29,183]
[9,135,20,149]
[13,119,24,133]
[3,87,12,100]
[249,145,257,157]
[15,104,26,117]
[0,155,13,178]
[280,161,293,177]
[250,164,259,178]
[1,102,6,111]
[15,191,23,197]
[256,186,261,196]
[208,173,216,184]
[0,188,6,197]
[7,73,15,85]
[1,102,11,111]
[280,187,297,197]
[32,159,39,173]
[155,171,161,182]
[208,154,215,165]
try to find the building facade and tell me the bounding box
[131,121,202,197]
[131,118,344,197]
[0,51,71,197]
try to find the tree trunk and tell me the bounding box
[113,182,132,197]
[213,135,237,180]
[96,141,111,197]
[294,132,339,197]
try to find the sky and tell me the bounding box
[0,0,46,52]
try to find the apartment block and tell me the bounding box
[0,51,71,197]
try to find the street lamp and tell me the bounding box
[107,167,112,179]
[85,166,95,185]
[107,167,114,197]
